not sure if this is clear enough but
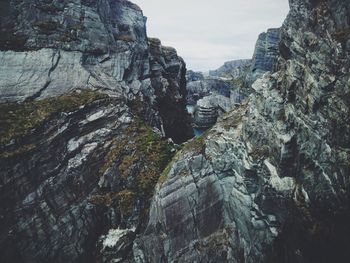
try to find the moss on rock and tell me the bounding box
[0,90,107,145]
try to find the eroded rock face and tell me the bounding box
[0,0,149,102]
[148,38,193,143]
[0,1,192,262]
[247,28,281,84]
[0,0,192,142]
[186,78,231,104]
[134,0,350,262]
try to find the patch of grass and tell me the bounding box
[98,139,124,175]
[159,160,174,185]
[119,154,139,178]
[89,192,118,206]
[0,90,107,145]
[182,131,208,154]
[249,145,271,160]
[116,35,136,42]
[332,28,350,42]
[117,190,137,216]
[0,144,36,158]
[95,119,178,214]
[70,23,85,31]
[222,113,243,130]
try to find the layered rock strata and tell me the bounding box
[247,28,281,84]
[0,1,192,262]
[134,0,350,262]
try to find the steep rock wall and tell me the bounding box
[134,0,350,262]
[0,1,192,262]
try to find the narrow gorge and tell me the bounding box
[0,0,349,262]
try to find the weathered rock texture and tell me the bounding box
[186,70,204,82]
[134,0,350,262]
[0,1,192,262]
[0,0,192,142]
[248,28,281,84]
[186,78,231,105]
[209,59,252,79]
[148,38,193,143]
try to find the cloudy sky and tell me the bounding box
[132,0,290,71]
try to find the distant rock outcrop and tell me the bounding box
[247,28,281,84]
[186,70,204,82]
[209,59,251,78]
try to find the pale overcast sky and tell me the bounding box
[132,0,290,71]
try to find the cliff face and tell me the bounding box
[247,28,281,84]
[0,1,191,262]
[148,38,193,143]
[0,0,192,141]
[134,1,350,262]
[0,0,148,101]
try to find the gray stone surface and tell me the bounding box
[134,0,350,262]
[209,59,252,78]
[0,1,192,262]
[247,28,281,84]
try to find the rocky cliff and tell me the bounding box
[0,1,192,262]
[1,0,350,262]
[247,28,281,84]
[0,0,192,142]
[134,0,350,262]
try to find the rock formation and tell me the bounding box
[247,28,281,84]
[1,0,350,262]
[209,59,252,78]
[0,0,192,262]
[186,78,231,104]
[134,0,350,262]
[186,70,204,82]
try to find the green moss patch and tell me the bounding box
[95,120,178,216]
[0,90,107,145]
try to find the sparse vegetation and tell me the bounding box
[332,28,350,42]
[0,144,36,158]
[249,145,271,160]
[117,190,137,215]
[116,35,136,42]
[93,119,178,216]
[0,90,107,145]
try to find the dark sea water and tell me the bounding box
[186,105,206,137]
